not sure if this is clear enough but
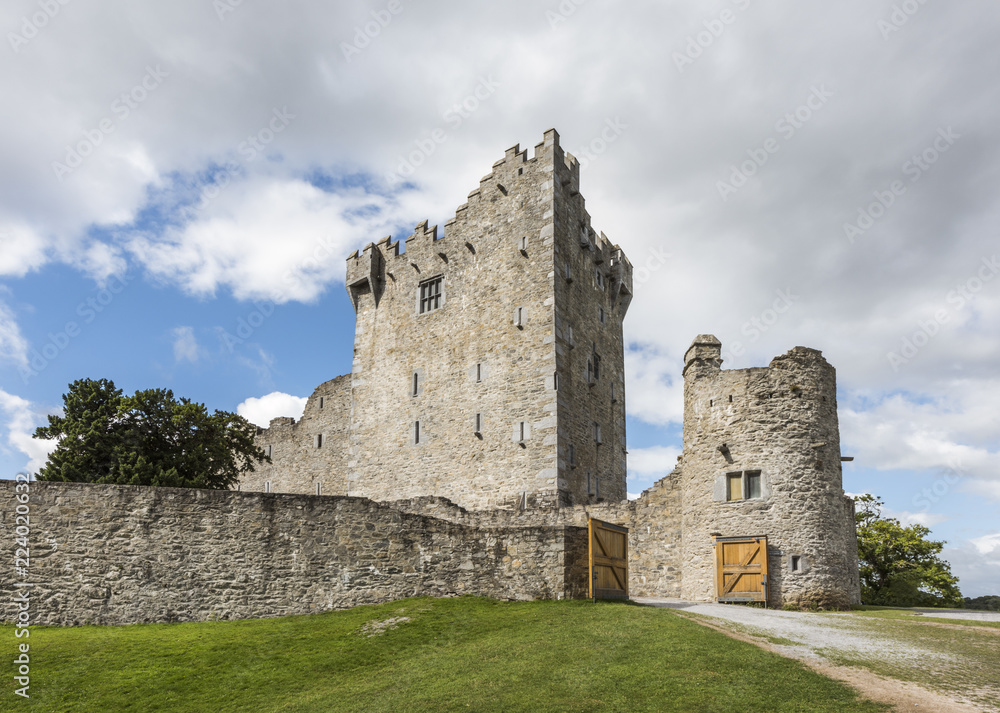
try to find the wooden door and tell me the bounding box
[589,519,628,600]
[715,536,768,603]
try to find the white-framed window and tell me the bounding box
[726,470,762,501]
[514,306,525,327]
[314,434,323,448]
[264,481,271,494]
[418,276,443,314]
[518,421,527,443]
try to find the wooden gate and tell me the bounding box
[588,519,628,600]
[715,536,769,604]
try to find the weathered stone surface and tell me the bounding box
[678,337,861,607]
[0,482,587,625]
[239,129,630,511]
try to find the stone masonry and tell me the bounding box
[240,129,632,510]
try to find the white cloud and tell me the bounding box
[623,346,684,426]
[0,389,57,474]
[129,177,396,302]
[0,299,29,367]
[881,507,949,528]
[237,391,307,428]
[171,326,199,363]
[628,445,683,477]
[971,533,1000,556]
[943,539,1000,598]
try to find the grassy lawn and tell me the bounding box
[1,597,890,713]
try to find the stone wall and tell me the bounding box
[0,482,588,626]
[679,336,861,607]
[239,375,351,497]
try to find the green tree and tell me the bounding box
[33,378,268,489]
[854,493,963,607]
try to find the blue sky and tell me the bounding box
[1,0,998,596]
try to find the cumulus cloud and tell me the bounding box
[943,538,1000,598]
[0,389,57,474]
[237,391,307,428]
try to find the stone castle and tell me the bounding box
[1,130,859,627]
[236,129,860,609]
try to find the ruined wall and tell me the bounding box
[0,482,588,626]
[238,375,351,497]
[679,336,861,607]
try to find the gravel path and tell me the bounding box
[634,598,992,713]
[633,598,943,666]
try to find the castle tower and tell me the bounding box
[678,335,861,607]
[343,129,631,509]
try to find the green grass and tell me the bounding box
[1,597,891,713]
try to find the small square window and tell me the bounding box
[746,471,762,499]
[418,277,443,314]
[791,555,802,572]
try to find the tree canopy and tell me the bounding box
[854,493,963,607]
[33,378,268,489]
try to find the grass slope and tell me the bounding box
[4,597,889,713]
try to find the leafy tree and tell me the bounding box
[854,494,963,607]
[33,378,268,489]
[964,595,1000,611]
